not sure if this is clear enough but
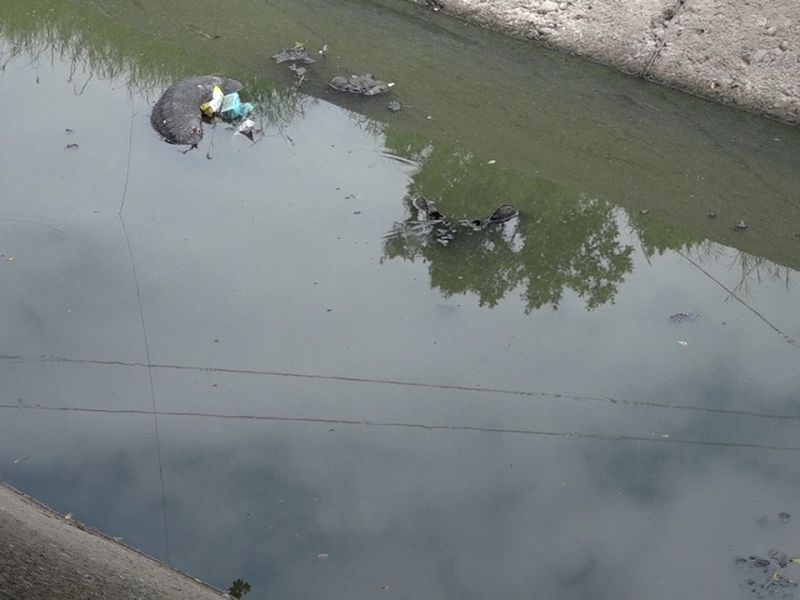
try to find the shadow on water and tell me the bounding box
[3,1,800,599]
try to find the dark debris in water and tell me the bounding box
[669,312,699,323]
[488,204,520,224]
[385,196,521,248]
[412,195,445,223]
[736,555,773,574]
[329,73,391,96]
[736,552,800,598]
[272,45,317,65]
[770,550,791,569]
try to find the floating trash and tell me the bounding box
[235,118,259,141]
[329,73,391,96]
[151,75,243,145]
[199,85,224,117]
[219,92,254,122]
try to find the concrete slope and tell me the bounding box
[0,482,226,599]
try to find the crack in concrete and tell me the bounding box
[640,0,687,77]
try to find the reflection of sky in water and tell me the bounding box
[1,41,800,600]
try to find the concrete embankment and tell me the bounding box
[423,0,800,125]
[0,482,226,599]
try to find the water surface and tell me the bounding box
[1,2,800,599]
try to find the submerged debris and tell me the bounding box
[386,198,522,251]
[735,551,800,598]
[272,44,317,65]
[488,204,520,224]
[669,312,699,323]
[412,195,444,222]
[287,63,309,86]
[460,204,520,230]
[329,73,391,96]
[769,549,790,568]
[288,64,307,77]
[272,44,325,88]
[460,217,485,231]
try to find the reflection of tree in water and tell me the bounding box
[682,242,795,301]
[628,210,796,299]
[626,210,700,261]
[381,132,635,312]
[724,250,794,299]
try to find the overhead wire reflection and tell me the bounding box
[3,353,800,454]
[2,353,800,422]
[1,402,800,452]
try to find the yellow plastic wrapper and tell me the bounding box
[200,86,224,117]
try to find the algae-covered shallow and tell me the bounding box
[1,1,800,599]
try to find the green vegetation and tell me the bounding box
[228,578,251,598]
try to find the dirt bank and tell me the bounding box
[420,0,800,125]
[0,482,226,599]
